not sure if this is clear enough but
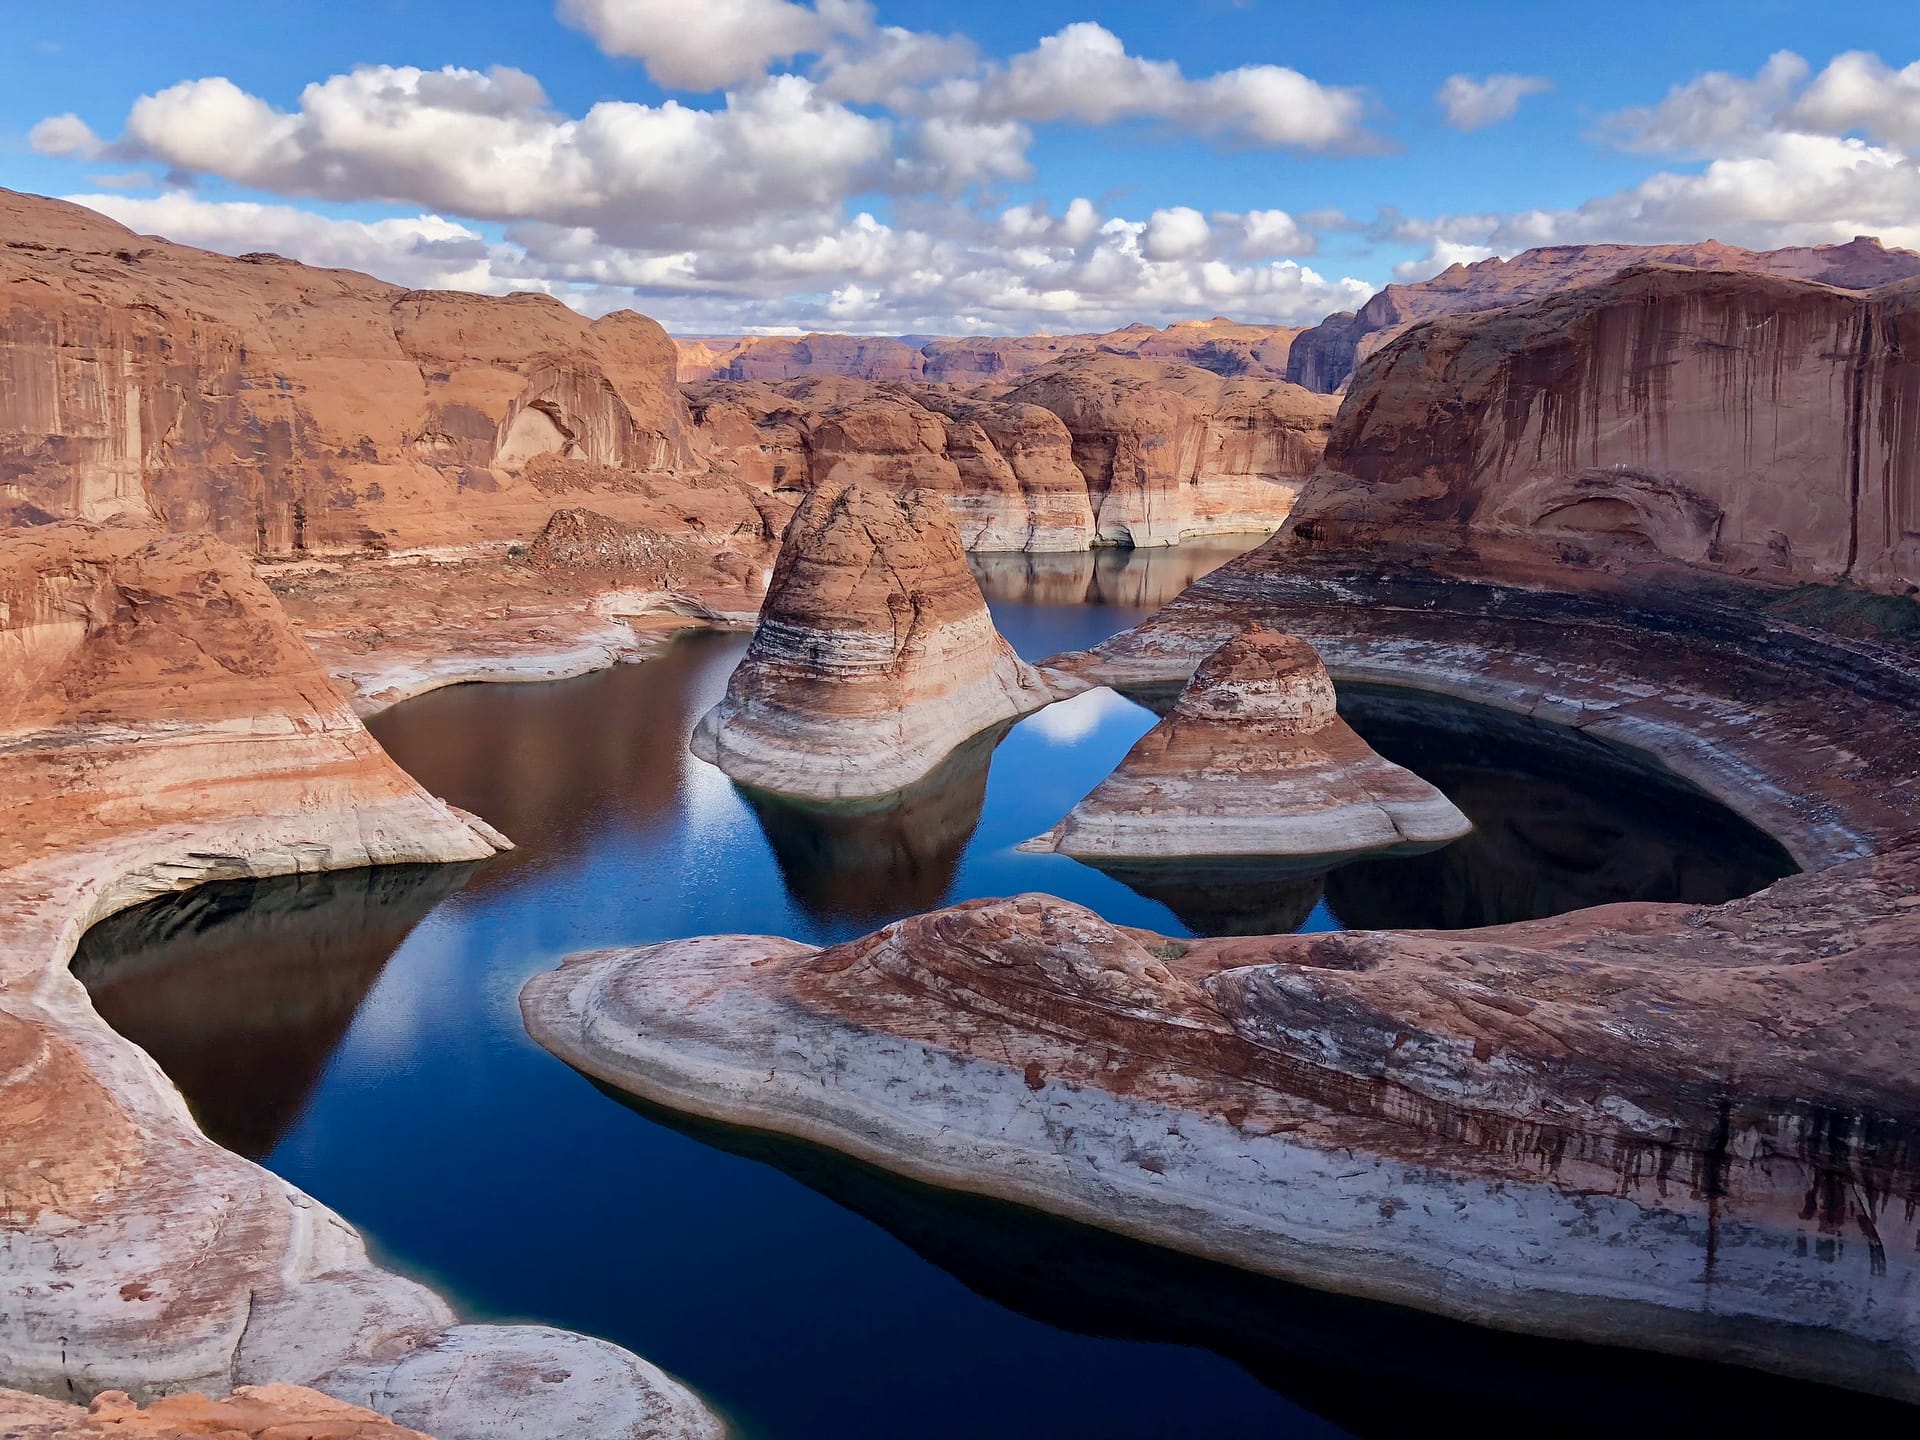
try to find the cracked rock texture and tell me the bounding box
[1026,624,1469,860]
[691,480,1051,799]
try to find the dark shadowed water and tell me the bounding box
[73,541,1864,1439]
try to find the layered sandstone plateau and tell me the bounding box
[1026,625,1469,860]
[1295,264,1920,594]
[1286,235,1920,392]
[0,522,720,1438]
[674,318,1302,384]
[691,480,1050,799]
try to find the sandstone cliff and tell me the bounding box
[1000,356,1337,546]
[675,318,1302,385]
[690,480,1051,799]
[0,522,720,1438]
[0,189,702,555]
[1026,625,1468,859]
[1297,265,1920,594]
[1287,236,1920,393]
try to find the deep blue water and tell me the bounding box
[73,547,1827,1439]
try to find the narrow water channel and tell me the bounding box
[72,541,1863,1439]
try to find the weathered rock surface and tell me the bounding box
[526,849,1920,1400]
[1287,235,1920,392]
[0,189,705,554]
[0,1384,429,1438]
[0,521,721,1438]
[529,516,1920,1401]
[999,357,1336,546]
[674,318,1303,385]
[690,481,1051,799]
[1296,265,1920,594]
[1025,625,1469,859]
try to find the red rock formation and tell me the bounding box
[690,480,1051,799]
[1298,265,1920,593]
[0,189,698,555]
[1287,236,1920,392]
[1026,625,1468,859]
[1002,356,1337,545]
[0,522,720,1438]
[0,1384,430,1438]
[675,318,1303,386]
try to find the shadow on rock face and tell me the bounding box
[738,724,1005,927]
[71,864,471,1157]
[1325,685,1799,930]
[591,1082,1915,1438]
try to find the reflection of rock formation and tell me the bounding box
[1026,626,1469,861]
[605,1089,1917,1439]
[72,865,468,1158]
[691,482,1052,800]
[1330,686,1796,927]
[741,727,1000,927]
[1084,858,1326,937]
[368,631,744,891]
[967,536,1266,610]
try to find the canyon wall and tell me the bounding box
[0,189,701,556]
[692,358,1335,548]
[1297,265,1920,594]
[1287,236,1920,393]
[675,318,1302,385]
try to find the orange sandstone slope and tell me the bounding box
[1286,236,1920,393]
[0,188,704,555]
[1296,264,1920,594]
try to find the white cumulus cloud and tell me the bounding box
[1435,73,1550,130]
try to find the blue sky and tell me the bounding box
[4,0,1916,333]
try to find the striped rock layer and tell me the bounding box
[1026,625,1470,860]
[691,480,1052,800]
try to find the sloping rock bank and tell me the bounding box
[0,522,721,1438]
[1026,624,1468,860]
[691,481,1050,800]
[526,528,1920,1400]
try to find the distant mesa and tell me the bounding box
[690,480,1053,801]
[1022,624,1470,861]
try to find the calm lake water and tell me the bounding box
[75,542,1875,1439]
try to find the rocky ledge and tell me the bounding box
[0,521,721,1438]
[526,519,1920,1400]
[1025,624,1468,860]
[690,480,1052,800]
